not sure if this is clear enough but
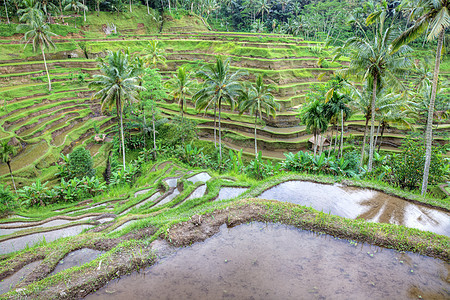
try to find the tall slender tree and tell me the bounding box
[193,57,246,161]
[18,16,57,92]
[333,18,412,171]
[239,75,280,157]
[4,0,10,24]
[299,100,329,156]
[391,0,450,195]
[63,0,87,28]
[165,66,195,120]
[0,139,17,194]
[89,50,144,170]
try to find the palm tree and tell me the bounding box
[165,66,195,120]
[324,90,351,158]
[193,57,246,161]
[256,0,271,22]
[333,17,412,171]
[0,139,17,194]
[4,0,10,24]
[63,0,87,28]
[299,100,329,156]
[239,75,280,157]
[89,50,144,170]
[391,0,450,195]
[18,16,57,92]
[18,0,43,24]
[143,40,166,67]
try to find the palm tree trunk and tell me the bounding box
[368,73,378,172]
[328,126,333,160]
[313,132,317,156]
[340,109,344,159]
[254,113,258,157]
[130,0,132,12]
[83,0,86,22]
[213,101,217,148]
[378,122,385,152]
[359,116,369,168]
[421,29,444,196]
[118,95,126,171]
[41,46,51,92]
[374,121,381,151]
[146,0,150,14]
[334,124,338,152]
[152,106,156,155]
[4,0,10,24]
[7,162,16,194]
[218,97,222,161]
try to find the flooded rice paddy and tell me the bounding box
[0,217,94,236]
[0,260,43,294]
[185,185,207,201]
[258,181,450,236]
[0,225,93,255]
[215,187,248,201]
[87,223,450,300]
[187,172,211,183]
[50,248,105,276]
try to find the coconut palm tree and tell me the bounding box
[4,0,10,24]
[256,0,271,22]
[193,57,246,161]
[143,40,166,67]
[333,17,413,171]
[239,75,280,157]
[63,0,87,28]
[89,50,144,170]
[165,66,195,120]
[18,0,43,24]
[391,0,450,195]
[0,139,17,194]
[299,100,329,156]
[18,16,57,92]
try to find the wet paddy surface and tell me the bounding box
[87,223,450,300]
[0,225,93,255]
[215,187,248,201]
[0,260,42,294]
[187,172,211,184]
[258,181,450,236]
[0,217,93,236]
[50,248,105,276]
[185,185,207,201]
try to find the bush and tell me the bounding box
[390,139,448,190]
[60,147,95,180]
[0,184,16,214]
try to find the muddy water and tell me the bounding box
[110,220,140,234]
[50,248,105,276]
[185,185,207,201]
[0,217,93,236]
[0,260,42,294]
[0,225,93,255]
[164,177,179,188]
[87,223,450,300]
[121,192,161,215]
[187,172,211,183]
[215,187,248,201]
[154,190,180,207]
[258,181,450,236]
[134,188,152,198]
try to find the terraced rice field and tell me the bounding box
[0,32,448,184]
[0,161,448,298]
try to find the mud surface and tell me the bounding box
[87,223,450,300]
[258,181,450,236]
[187,172,211,183]
[215,187,248,201]
[0,225,93,255]
[0,260,42,294]
[50,248,105,276]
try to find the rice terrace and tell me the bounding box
[0,0,449,299]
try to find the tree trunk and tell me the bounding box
[146,0,150,14]
[41,46,52,92]
[254,113,258,157]
[4,0,10,24]
[340,109,344,159]
[118,95,126,171]
[152,106,156,155]
[421,29,444,196]
[83,0,86,22]
[334,124,338,153]
[218,97,222,161]
[143,110,147,150]
[313,132,317,156]
[213,101,217,148]
[130,0,132,12]
[7,162,16,194]
[368,73,378,172]
[328,126,333,160]
[374,121,381,151]
[359,116,369,168]
[378,122,385,152]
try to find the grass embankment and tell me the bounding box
[0,160,448,299]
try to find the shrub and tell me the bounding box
[62,147,96,180]
[390,139,448,190]
[0,184,16,214]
